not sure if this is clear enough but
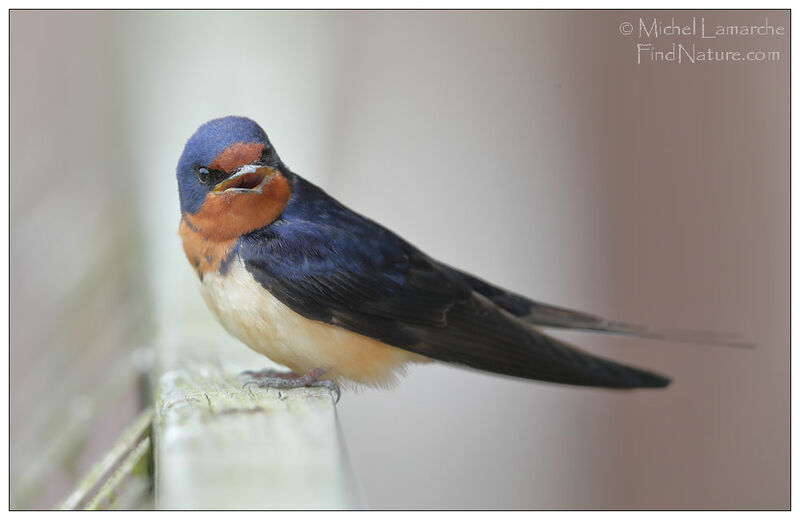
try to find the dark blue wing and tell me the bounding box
[239,176,471,348]
[238,174,670,388]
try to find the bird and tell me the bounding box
[176,116,737,400]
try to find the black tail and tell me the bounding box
[448,266,750,349]
[409,295,671,389]
[523,301,751,349]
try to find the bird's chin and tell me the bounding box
[213,165,276,194]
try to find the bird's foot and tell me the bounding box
[242,367,341,403]
[239,367,300,380]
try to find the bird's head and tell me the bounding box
[177,116,292,241]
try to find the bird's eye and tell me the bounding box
[196,167,210,185]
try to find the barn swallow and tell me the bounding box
[177,116,738,401]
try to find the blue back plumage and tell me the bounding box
[244,176,412,281]
[176,116,271,214]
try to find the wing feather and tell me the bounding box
[238,176,671,388]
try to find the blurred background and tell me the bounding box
[10,10,789,509]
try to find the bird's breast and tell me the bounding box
[198,257,428,387]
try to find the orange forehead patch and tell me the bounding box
[209,142,265,173]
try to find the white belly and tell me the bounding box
[198,257,428,387]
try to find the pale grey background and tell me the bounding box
[11,10,788,509]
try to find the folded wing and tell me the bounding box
[239,211,670,389]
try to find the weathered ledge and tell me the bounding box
[154,352,359,509]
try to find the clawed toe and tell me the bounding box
[310,379,341,403]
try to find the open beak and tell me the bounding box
[213,164,276,194]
